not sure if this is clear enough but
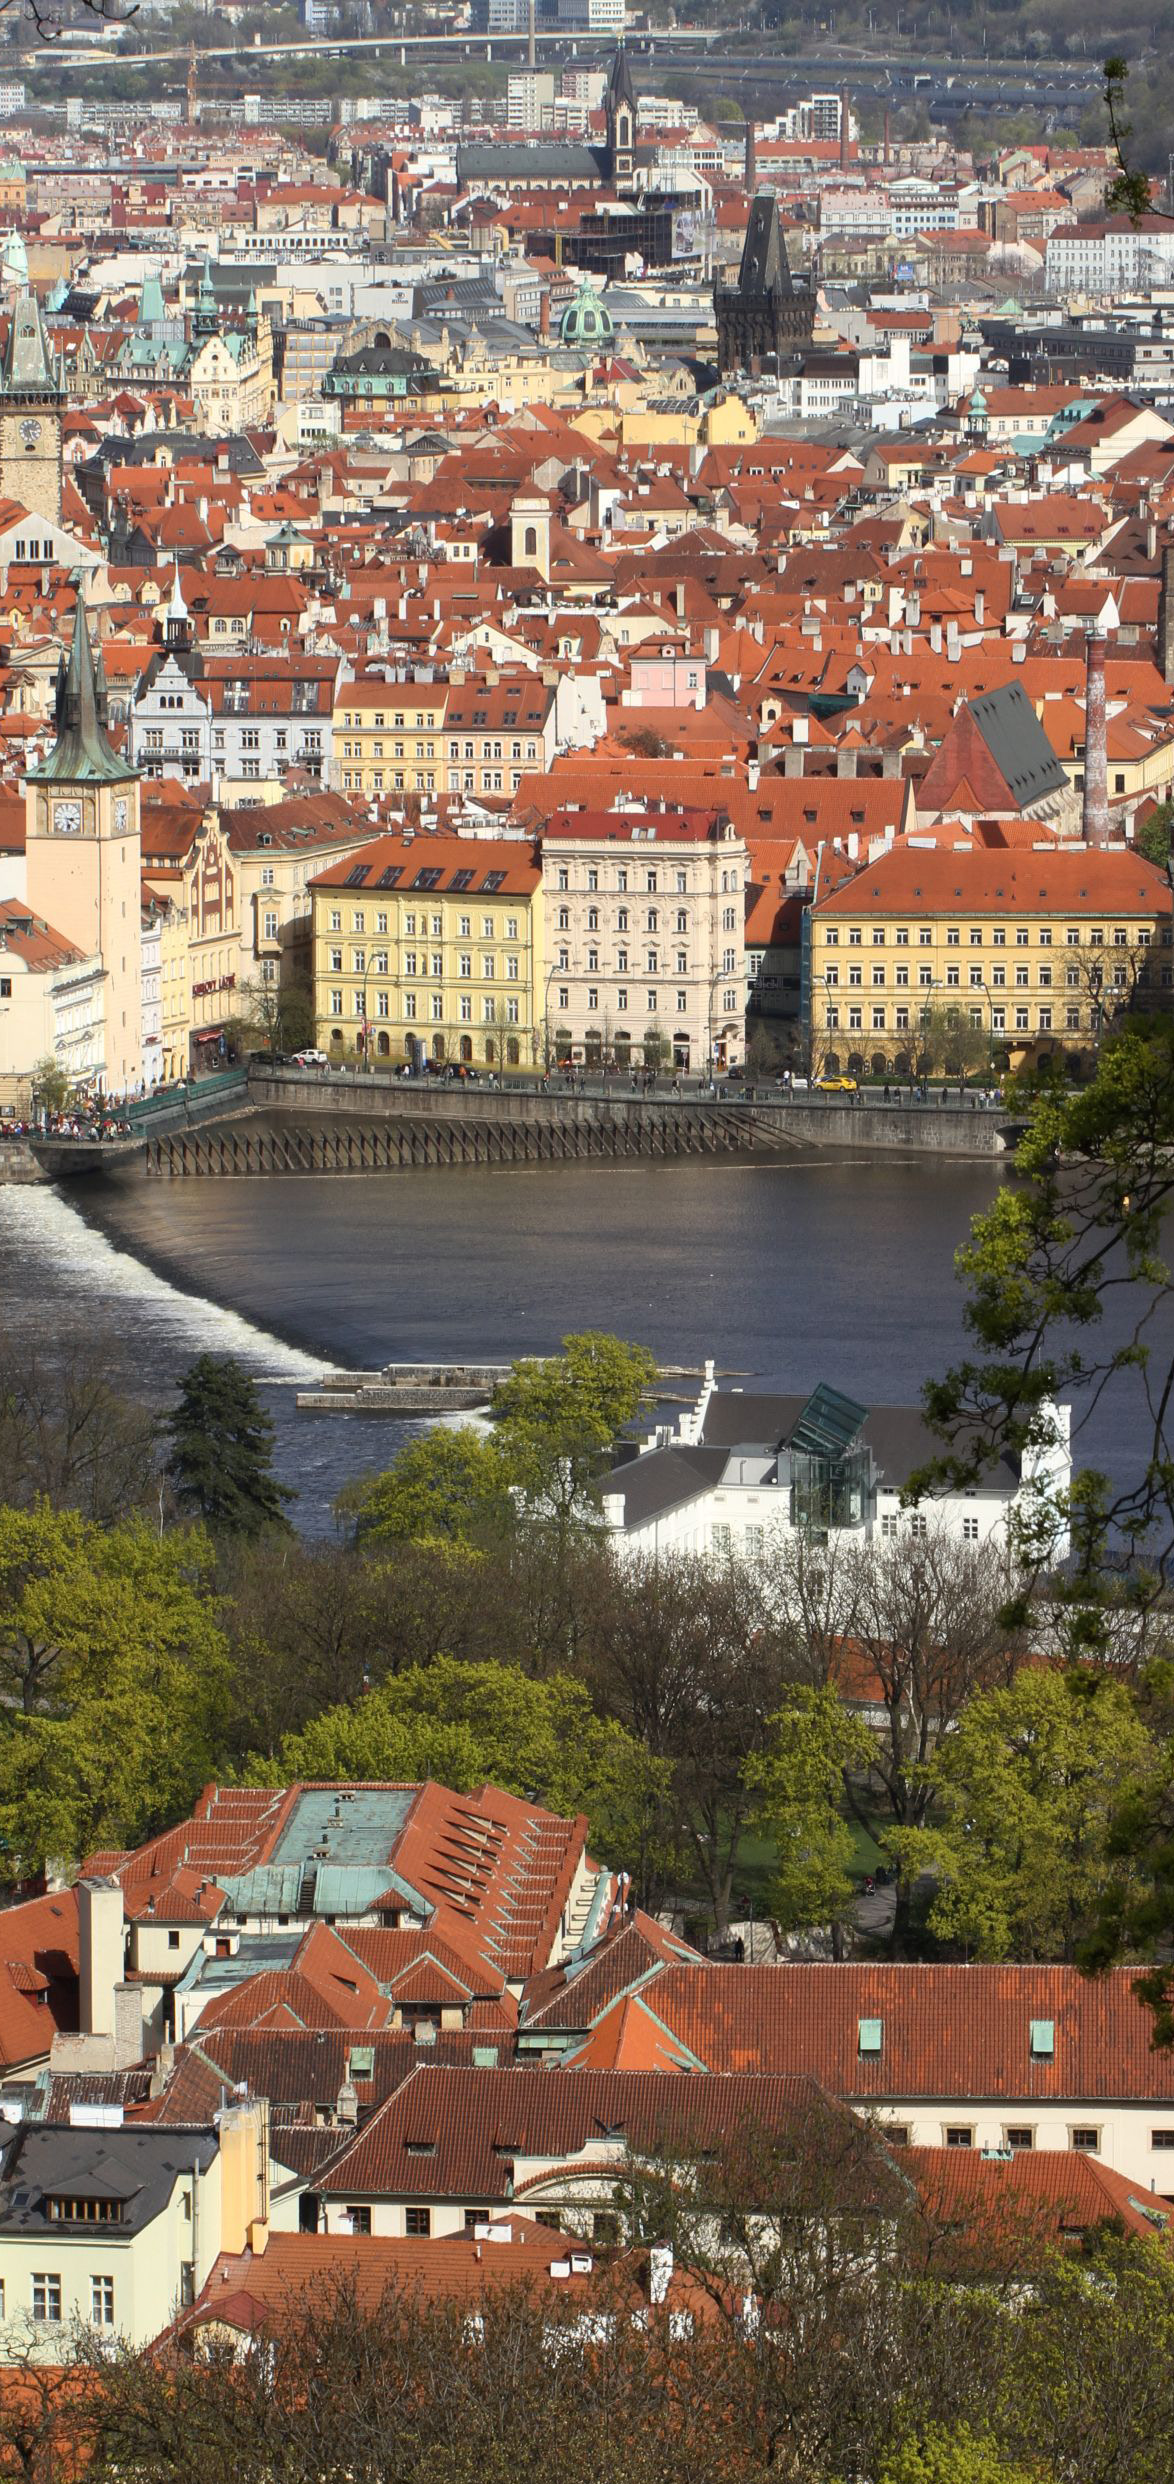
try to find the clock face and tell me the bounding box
[113,798,128,833]
[19,417,41,449]
[53,800,81,836]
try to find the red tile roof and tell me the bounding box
[629,1963,1174,2101]
[814,846,1171,920]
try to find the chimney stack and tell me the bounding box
[744,112,757,197]
[839,90,851,172]
[1158,544,1174,685]
[1082,633,1109,848]
[883,107,892,168]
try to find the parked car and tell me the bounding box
[816,1075,858,1093]
[293,1049,330,1069]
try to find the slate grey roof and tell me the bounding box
[697,1391,1016,1490]
[457,142,605,186]
[968,681,1069,809]
[608,1444,728,1527]
[0,2124,218,2237]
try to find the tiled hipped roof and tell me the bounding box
[633,1964,1174,2101]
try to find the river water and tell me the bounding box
[0,1151,1143,1534]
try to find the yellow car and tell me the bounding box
[816,1075,858,1092]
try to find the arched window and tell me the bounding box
[460,1035,473,1062]
[376,1030,390,1056]
[485,1038,496,1065]
[523,525,538,558]
[506,1038,520,1065]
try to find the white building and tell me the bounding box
[601,1368,1071,1564]
[1045,216,1174,295]
[507,70,556,130]
[539,805,750,1074]
[0,2104,268,2357]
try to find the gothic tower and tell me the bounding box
[25,599,143,1093]
[0,288,63,525]
[605,41,636,191]
[714,195,815,375]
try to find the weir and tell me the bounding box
[3,1066,1012,1182]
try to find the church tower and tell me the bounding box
[0,288,63,525]
[25,599,143,1094]
[605,42,636,191]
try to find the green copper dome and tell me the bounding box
[559,279,614,351]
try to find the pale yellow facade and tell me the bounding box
[334,683,447,798]
[310,849,544,1072]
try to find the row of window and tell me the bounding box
[825,1004,1106,1035]
[328,993,521,1024]
[561,952,714,977]
[824,964,1153,989]
[328,911,522,940]
[825,925,1164,950]
[340,739,541,764]
[561,908,712,934]
[564,988,740,1017]
[328,951,522,981]
[554,866,706,895]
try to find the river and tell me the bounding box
[0,1152,1143,1534]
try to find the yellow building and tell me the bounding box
[808,844,1173,1078]
[334,681,447,799]
[310,831,543,1073]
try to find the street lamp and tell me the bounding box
[542,955,562,1076]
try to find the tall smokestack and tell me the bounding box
[840,89,850,171]
[883,107,892,168]
[1158,543,1174,685]
[1083,633,1109,848]
[527,0,535,69]
[744,111,756,196]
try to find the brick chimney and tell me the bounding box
[1082,633,1109,848]
[839,90,850,171]
[1158,543,1174,685]
[744,113,757,196]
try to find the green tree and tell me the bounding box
[879,2427,1047,2484]
[250,1656,670,1871]
[1001,2233,1174,2484]
[0,1517,228,1876]
[889,1670,1154,1962]
[226,972,315,1059]
[163,1355,293,1536]
[337,1425,516,1549]
[491,1333,657,1535]
[746,1687,872,1950]
[1134,799,1174,873]
[32,1055,72,1116]
[920,1019,1174,1630]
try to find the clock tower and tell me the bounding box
[0,288,63,526]
[25,598,143,1095]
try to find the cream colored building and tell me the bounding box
[0,2101,269,2356]
[334,679,447,799]
[539,806,751,1073]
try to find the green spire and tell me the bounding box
[28,595,138,787]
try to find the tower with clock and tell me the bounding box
[25,597,143,1094]
[0,288,63,526]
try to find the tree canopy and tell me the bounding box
[248,1655,670,1871]
[163,1354,293,1536]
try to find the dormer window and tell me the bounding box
[46,2196,123,2224]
